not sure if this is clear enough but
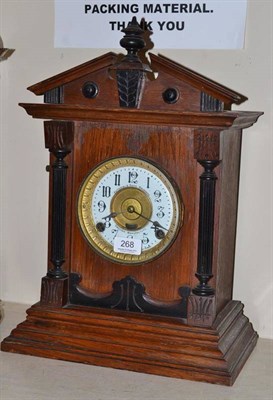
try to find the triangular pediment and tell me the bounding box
[25,50,247,112]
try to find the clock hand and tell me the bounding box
[97,208,167,239]
[127,206,167,230]
[96,211,120,232]
[102,211,119,220]
[127,206,167,239]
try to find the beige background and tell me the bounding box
[0,1,272,339]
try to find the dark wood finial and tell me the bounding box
[113,18,150,108]
[119,17,145,59]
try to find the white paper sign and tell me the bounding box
[55,0,247,49]
[114,237,142,255]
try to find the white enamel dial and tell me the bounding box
[77,157,183,264]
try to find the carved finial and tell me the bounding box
[112,17,152,108]
[120,17,145,59]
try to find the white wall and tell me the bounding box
[0,1,272,339]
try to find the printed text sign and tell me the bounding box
[55,1,247,49]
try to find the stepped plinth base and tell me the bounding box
[1,300,257,386]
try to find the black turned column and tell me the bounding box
[47,149,69,279]
[193,159,220,296]
[40,121,73,307]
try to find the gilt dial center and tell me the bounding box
[111,187,152,230]
[121,198,142,220]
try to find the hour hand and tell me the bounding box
[102,211,118,220]
[96,211,119,232]
[96,211,122,232]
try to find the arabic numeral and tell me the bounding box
[97,200,106,213]
[102,216,111,228]
[102,186,111,197]
[157,206,165,219]
[154,190,162,202]
[114,174,121,186]
[111,229,118,239]
[128,171,138,184]
[142,233,149,245]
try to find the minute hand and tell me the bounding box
[127,207,168,231]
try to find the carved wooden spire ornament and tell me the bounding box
[114,17,151,108]
[1,18,263,386]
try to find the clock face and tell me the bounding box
[77,157,183,264]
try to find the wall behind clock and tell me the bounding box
[0,0,272,339]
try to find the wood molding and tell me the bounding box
[1,300,257,386]
[20,104,262,129]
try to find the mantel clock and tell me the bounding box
[1,19,263,385]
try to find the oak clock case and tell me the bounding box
[77,156,183,265]
[1,18,263,386]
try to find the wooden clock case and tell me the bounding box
[1,20,262,385]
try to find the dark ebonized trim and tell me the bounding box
[200,92,224,112]
[116,70,144,108]
[47,150,69,279]
[115,18,147,108]
[70,274,191,318]
[44,86,64,104]
[193,160,220,296]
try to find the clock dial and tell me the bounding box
[77,157,183,264]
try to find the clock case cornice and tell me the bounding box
[20,103,261,131]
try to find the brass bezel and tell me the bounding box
[77,156,183,265]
